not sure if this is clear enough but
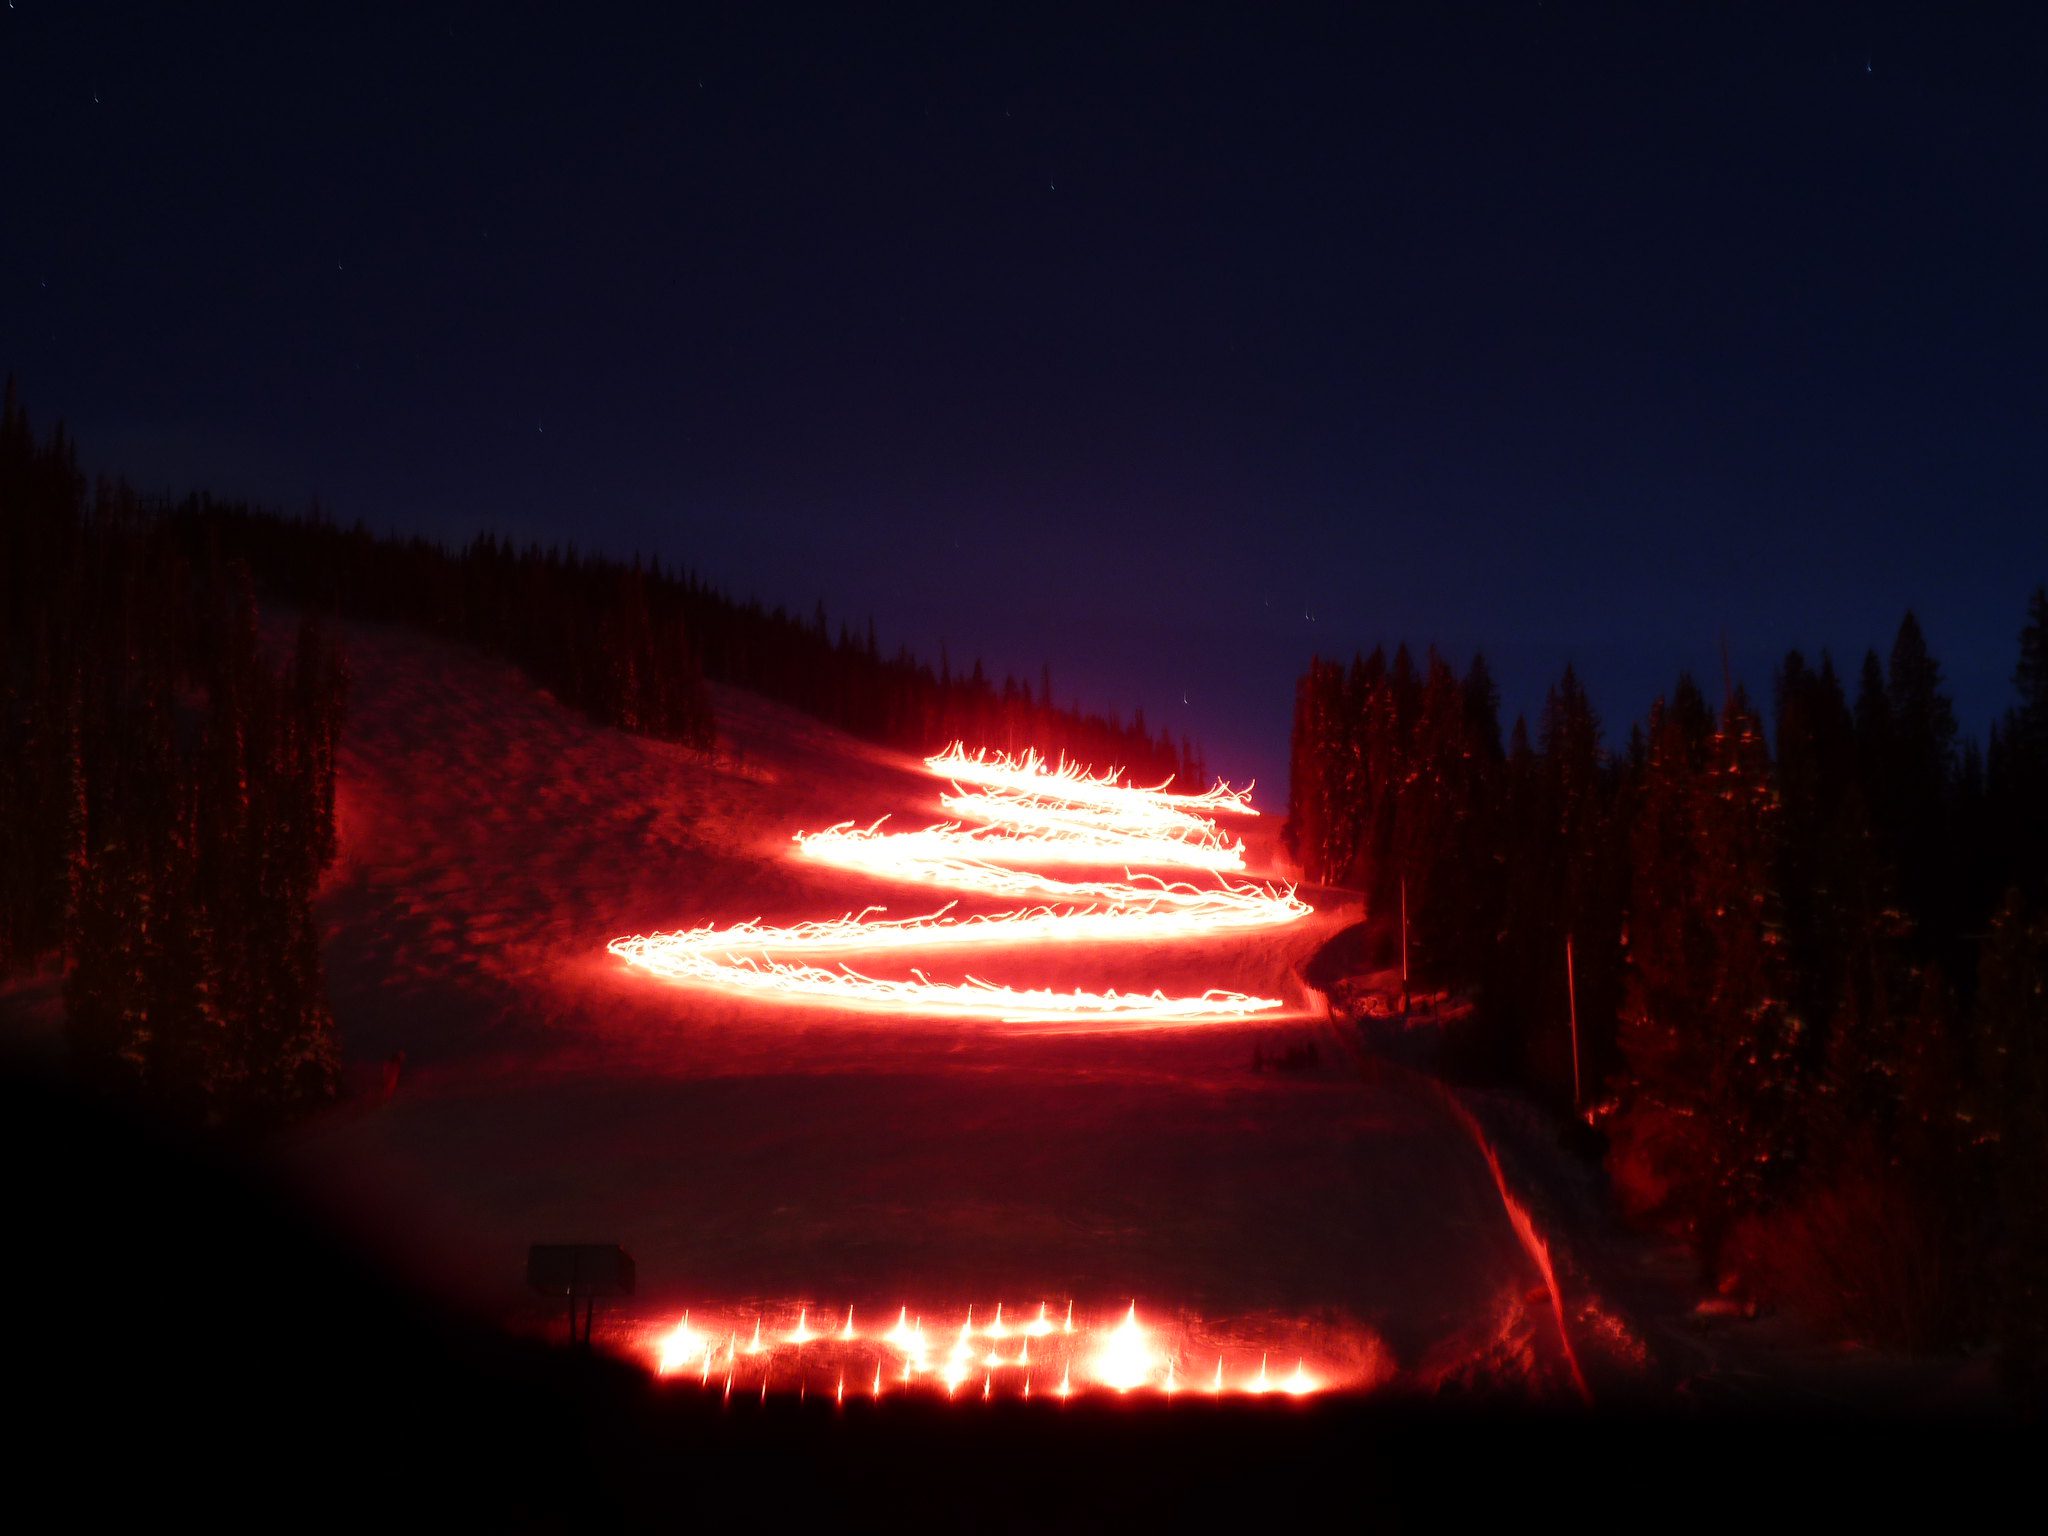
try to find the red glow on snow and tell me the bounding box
[609,741,1311,1023]
[1578,1299,1651,1371]
[1435,1086,1593,1403]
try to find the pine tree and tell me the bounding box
[1854,648,1892,791]
[1608,690,1797,1266]
[1475,715,1544,1077]
[1774,651,1874,1065]
[1461,651,1503,762]
[1531,665,1613,1098]
[1391,652,1471,978]
[1881,612,1959,944]
[1990,589,2048,902]
[1974,891,2048,1397]
[1348,647,1391,896]
[2011,588,2048,756]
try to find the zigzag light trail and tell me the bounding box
[796,813,1249,874]
[925,743,1260,818]
[939,784,1243,841]
[608,743,1311,1022]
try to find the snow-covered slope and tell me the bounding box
[286,619,1623,1396]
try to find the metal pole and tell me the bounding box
[1566,933,1582,1110]
[569,1249,582,1345]
[1399,875,1410,1017]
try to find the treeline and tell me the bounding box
[4,383,1204,1123]
[1,386,344,1126]
[160,502,1202,785]
[1286,604,2048,1378]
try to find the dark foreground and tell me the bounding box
[12,1071,2025,1531]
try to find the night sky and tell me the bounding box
[6,2,2045,789]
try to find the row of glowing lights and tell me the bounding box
[654,1301,1319,1401]
[609,744,1312,1022]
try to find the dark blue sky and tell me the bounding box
[6,2,2045,789]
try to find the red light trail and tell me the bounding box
[938,786,1237,843]
[796,812,1249,875]
[595,749,1623,1405]
[609,743,1312,1022]
[923,744,1260,819]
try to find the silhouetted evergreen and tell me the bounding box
[5,388,1197,1120]
[1974,891,2048,1395]
[1608,688,1799,1266]
[1287,598,2047,1371]
[155,500,1193,785]
[1988,588,2048,907]
[1,387,343,1125]
[1877,613,1961,956]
